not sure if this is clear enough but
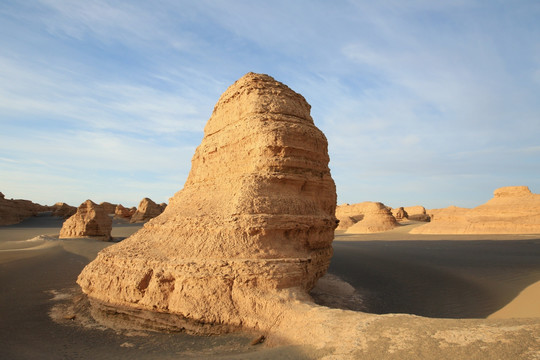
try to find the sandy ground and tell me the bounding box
[1,215,539,359]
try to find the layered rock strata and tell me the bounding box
[411,186,540,234]
[130,198,165,223]
[77,73,337,333]
[59,200,112,240]
[336,202,399,233]
[0,192,49,225]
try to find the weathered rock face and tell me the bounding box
[51,202,77,218]
[129,198,164,223]
[336,202,399,233]
[114,204,133,219]
[0,193,49,225]
[411,186,540,234]
[59,200,112,240]
[77,73,337,333]
[344,202,399,234]
[404,205,430,222]
[392,207,408,221]
[99,202,117,215]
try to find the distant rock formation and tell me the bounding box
[392,207,408,221]
[99,202,117,215]
[77,72,337,334]
[404,205,430,222]
[129,198,164,223]
[51,202,77,219]
[0,192,49,225]
[411,186,540,234]
[114,204,134,219]
[59,200,112,240]
[343,202,399,234]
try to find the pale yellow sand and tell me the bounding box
[489,281,540,319]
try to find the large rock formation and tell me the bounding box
[0,192,50,225]
[411,186,540,234]
[129,198,165,223]
[336,202,399,233]
[77,73,337,333]
[59,200,112,240]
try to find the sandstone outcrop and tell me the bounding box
[404,205,430,221]
[129,198,164,223]
[0,192,49,225]
[114,204,134,219]
[411,186,540,234]
[59,200,112,240]
[51,202,77,218]
[99,202,117,215]
[77,72,337,334]
[336,202,399,233]
[392,207,408,221]
[344,202,399,234]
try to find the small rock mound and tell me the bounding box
[59,200,112,240]
[52,202,77,218]
[344,202,399,234]
[114,204,134,219]
[99,202,118,215]
[129,198,164,223]
[392,207,409,221]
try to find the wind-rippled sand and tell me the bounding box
[1,215,539,359]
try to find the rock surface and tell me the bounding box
[411,186,540,234]
[77,73,337,333]
[99,202,117,215]
[404,205,430,221]
[114,204,134,219]
[59,200,112,240]
[129,198,165,223]
[0,192,49,225]
[336,202,399,233]
[51,202,77,219]
[392,207,408,221]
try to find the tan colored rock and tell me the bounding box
[114,204,132,219]
[51,202,77,218]
[411,186,540,234]
[344,202,400,234]
[59,200,112,240]
[99,202,117,215]
[77,72,337,333]
[129,198,164,223]
[392,207,408,221]
[0,192,49,225]
[404,205,430,221]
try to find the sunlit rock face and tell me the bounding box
[77,73,337,332]
[59,200,112,240]
[129,197,164,223]
[336,202,399,233]
[412,186,540,234]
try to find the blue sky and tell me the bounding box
[1,0,539,209]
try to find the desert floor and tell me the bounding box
[1,215,539,359]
